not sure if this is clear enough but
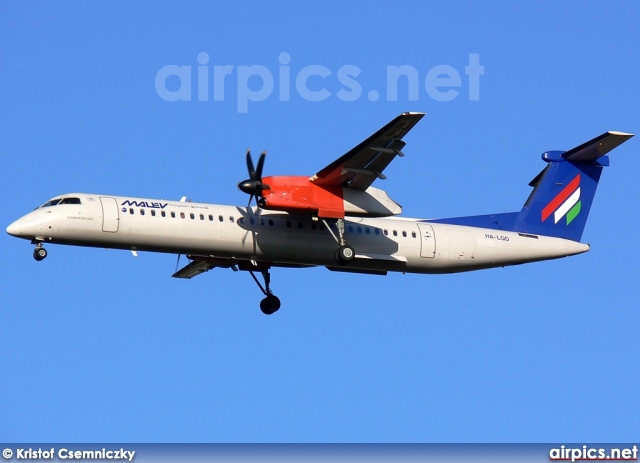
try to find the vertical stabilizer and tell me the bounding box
[512,131,633,241]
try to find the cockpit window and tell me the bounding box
[39,197,81,208]
[40,198,63,208]
[59,197,81,205]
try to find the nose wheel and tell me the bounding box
[33,244,47,261]
[260,294,281,315]
[248,267,281,315]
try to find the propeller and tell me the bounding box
[238,149,269,207]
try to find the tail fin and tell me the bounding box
[512,131,633,241]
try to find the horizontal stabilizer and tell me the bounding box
[563,131,634,162]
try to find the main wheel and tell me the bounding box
[260,295,281,315]
[335,245,354,264]
[33,248,47,261]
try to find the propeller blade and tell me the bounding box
[255,151,266,180]
[238,149,269,202]
[246,149,255,179]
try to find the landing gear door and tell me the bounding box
[417,223,435,258]
[100,197,119,232]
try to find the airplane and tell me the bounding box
[6,112,634,314]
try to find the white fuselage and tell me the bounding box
[6,193,590,274]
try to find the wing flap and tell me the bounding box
[324,252,407,275]
[310,112,424,190]
[172,260,218,279]
[172,256,239,279]
[326,267,388,276]
[354,253,408,262]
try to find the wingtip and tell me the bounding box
[607,131,634,138]
[402,111,426,116]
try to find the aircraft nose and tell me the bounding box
[6,219,22,237]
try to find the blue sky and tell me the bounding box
[1,1,639,443]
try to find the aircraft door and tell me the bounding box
[100,197,119,232]
[417,223,436,258]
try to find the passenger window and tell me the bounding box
[171,211,176,218]
[286,221,292,228]
[298,221,303,229]
[250,217,255,224]
[348,226,354,233]
[130,208,134,215]
[393,230,398,236]
[268,219,274,226]
[357,227,362,234]
[375,228,380,235]
[180,212,185,219]
[151,210,156,217]
[140,209,145,216]
[412,231,416,238]
[238,218,244,224]
[189,213,194,219]
[161,211,166,217]
[208,215,213,221]
[402,231,407,237]
[383,229,388,236]
[365,228,370,234]
[230,217,235,223]
[218,215,223,222]
[200,214,204,220]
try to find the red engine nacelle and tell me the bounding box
[260,176,345,219]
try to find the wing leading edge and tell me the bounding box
[310,112,425,190]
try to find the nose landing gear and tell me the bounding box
[259,293,281,315]
[33,243,47,261]
[247,265,281,315]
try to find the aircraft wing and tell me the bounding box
[172,257,238,279]
[325,252,408,275]
[310,112,425,190]
[172,256,317,279]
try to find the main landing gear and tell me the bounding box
[322,218,355,265]
[32,242,47,261]
[248,266,281,315]
[335,244,355,264]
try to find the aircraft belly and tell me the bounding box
[254,231,338,264]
